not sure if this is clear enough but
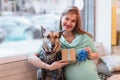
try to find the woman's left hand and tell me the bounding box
[85,47,99,60]
[85,47,93,59]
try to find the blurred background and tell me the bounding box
[0,0,95,43]
[0,0,71,42]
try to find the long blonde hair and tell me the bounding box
[59,6,92,38]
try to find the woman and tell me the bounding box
[59,6,101,80]
[28,6,101,80]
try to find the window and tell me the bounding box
[84,0,95,37]
[0,0,95,57]
[0,0,73,43]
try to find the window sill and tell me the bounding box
[0,54,29,64]
[0,39,42,64]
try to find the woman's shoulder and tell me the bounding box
[76,33,93,42]
[76,33,92,38]
[84,34,92,38]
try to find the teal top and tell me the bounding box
[60,34,101,80]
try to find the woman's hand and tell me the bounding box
[85,47,99,60]
[85,47,92,58]
[47,60,68,71]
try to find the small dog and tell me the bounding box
[37,26,64,80]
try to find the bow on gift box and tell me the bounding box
[78,49,88,61]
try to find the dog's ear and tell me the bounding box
[59,29,65,38]
[40,26,46,38]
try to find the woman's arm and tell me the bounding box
[28,53,49,69]
[28,53,68,70]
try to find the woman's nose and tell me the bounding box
[66,21,71,25]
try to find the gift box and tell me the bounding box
[62,48,76,63]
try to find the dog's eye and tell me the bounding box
[54,36,58,39]
[46,35,50,38]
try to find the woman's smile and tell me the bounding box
[64,23,72,29]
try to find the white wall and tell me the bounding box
[95,0,112,54]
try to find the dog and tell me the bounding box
[37,26,64,80]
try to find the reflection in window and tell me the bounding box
[0,0,94,43]
[0,0,74,43]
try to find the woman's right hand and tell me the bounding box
[47,60,68,71]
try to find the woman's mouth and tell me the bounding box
[64,24,72,29]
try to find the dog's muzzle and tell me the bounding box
[47,42,56,53]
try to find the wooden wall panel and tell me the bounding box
[0,60,29,71]
[0,55,38,80]
[0,70,37,80]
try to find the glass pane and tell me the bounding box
[0,0,95,57]
[0,0,74,57]
[84,0,95,37]
[0,0,73,43]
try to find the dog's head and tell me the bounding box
[40,26,63,54]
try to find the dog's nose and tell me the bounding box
[51,44,55,48]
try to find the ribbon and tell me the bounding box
[67,49,71,62]
[78,49,88,61]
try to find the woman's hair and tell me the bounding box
[59,6,92,38]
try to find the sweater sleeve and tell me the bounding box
[85,35,97,53]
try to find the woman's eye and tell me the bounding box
[65,18,69,21]
[71,20,76,23]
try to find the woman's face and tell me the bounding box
[61,13,77,32]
